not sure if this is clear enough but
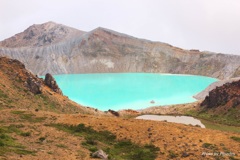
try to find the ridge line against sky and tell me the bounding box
[1,0,240,55]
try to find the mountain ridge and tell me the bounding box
[0,21,86,48]
[0,21,240,79]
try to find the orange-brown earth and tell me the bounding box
[0,56,240,160]
[0,109,240,160]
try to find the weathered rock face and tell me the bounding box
[26,77,42,94]
[0,21,85,48]
[44,73,62,95]
[0,57,43,95]
[0,22,240,79]
[201,80,240,108]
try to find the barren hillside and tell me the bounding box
[0,22,240,79]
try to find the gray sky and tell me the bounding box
[1,0,240,55]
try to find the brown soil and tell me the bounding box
[0,109,240,160]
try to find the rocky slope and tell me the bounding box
[0,56,100,114]
[0,21,85,48]
[178,79,240,126]
[201,80,240,109]
[0,22,240,79]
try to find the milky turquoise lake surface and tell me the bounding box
[52,73,217,111]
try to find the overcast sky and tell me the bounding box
[1,0,240,55]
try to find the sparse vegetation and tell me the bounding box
[186,109,240,128]
[11,110,47,123]
[51,123,160,160]
[20,132,31,137]
[230,136,240,142]
[56,144,68,148]
[168,150,178,158]
[0,89,8,98]
[0,125,34,156]
[200,119,240,133]
[202,143,218,150]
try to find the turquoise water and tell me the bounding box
[53,73,217,111]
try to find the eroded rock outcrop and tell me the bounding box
[44,73,62,95]
[26,77,42,94]
[201,80,240,108]
[0,57,43,95]
[108,109,120,117]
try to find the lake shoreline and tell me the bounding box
[53,73,217,111]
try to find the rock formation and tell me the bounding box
[0,22,240,79]
[201,80,240,108]
[26,77,42,94]
[0,57,43,95]
[0,21,85,48]
[44,73,62,95]
[108,109,120,117]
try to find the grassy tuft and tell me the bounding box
[168,150,178,158]
[20,132,31,137]
[56,144,68,148]
[202,143,218,150]
[11,110,47,123]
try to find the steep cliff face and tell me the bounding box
[0,22,240,79]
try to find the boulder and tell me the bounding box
[108,109,120,117]
[26,77,42,94]
[44,73,62,95]
[92,149,108,160]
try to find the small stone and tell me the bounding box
[92,149,108,160]
[181,152,189,157]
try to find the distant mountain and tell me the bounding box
[0,21,85,47]
[0,21,240,79]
